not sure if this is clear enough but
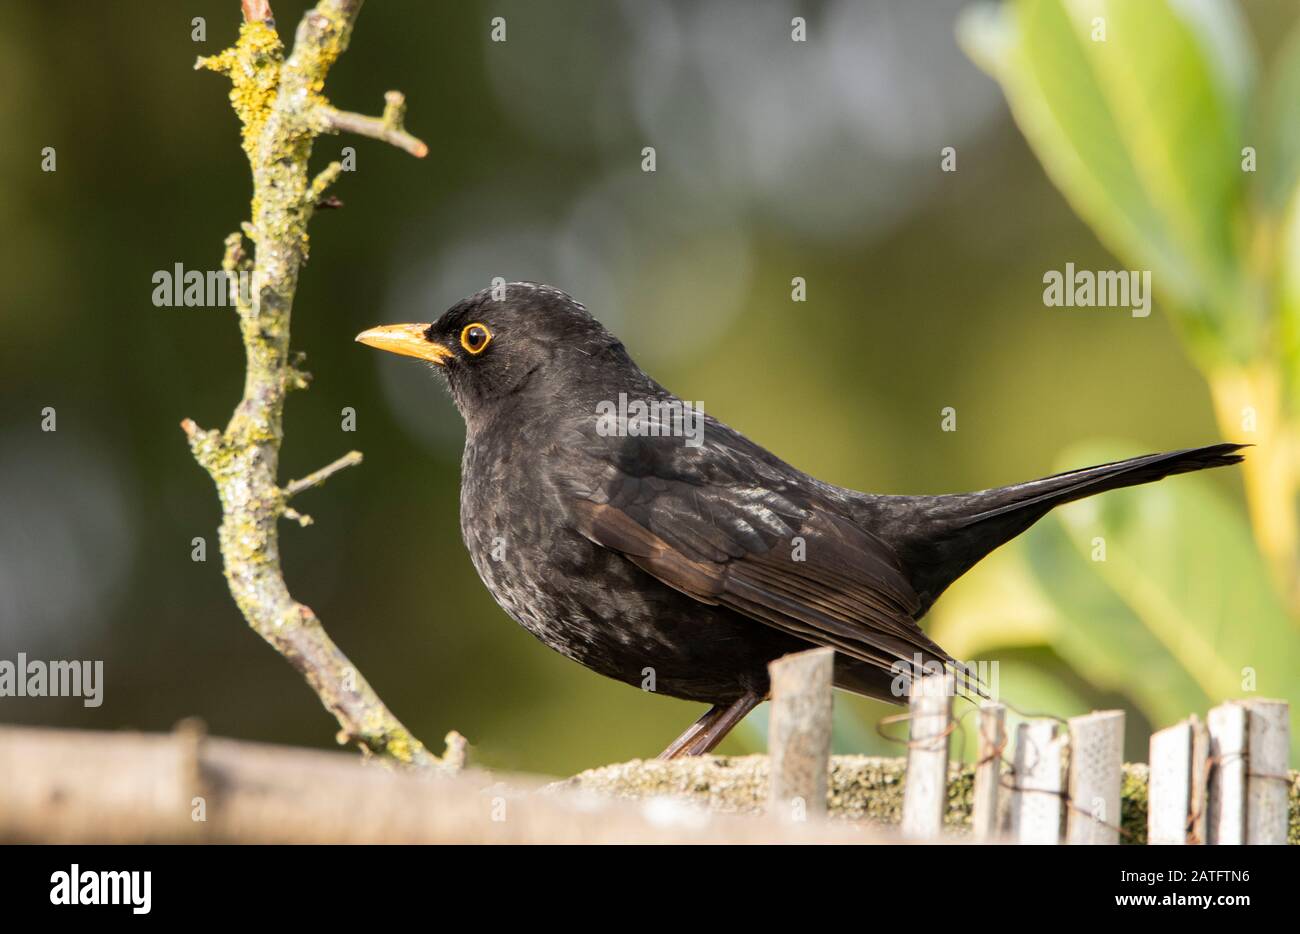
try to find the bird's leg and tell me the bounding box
[680,691,763,756]
[657,692,763,759]
[657,704,723,760]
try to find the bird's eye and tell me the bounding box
[460,323,492,355]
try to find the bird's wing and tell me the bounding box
[561,421,953,682]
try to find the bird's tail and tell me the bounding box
[868,443,1247,614]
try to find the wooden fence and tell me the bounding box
[768,648,1293,844]
[0,648,1291,843]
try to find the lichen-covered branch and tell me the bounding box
[183,0,450,768]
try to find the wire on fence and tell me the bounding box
[874,695,1134,841]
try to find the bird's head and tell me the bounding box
[356,282,633,420]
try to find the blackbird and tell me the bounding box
[357,283,1244,758]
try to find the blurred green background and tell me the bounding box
[2,0,1297,775]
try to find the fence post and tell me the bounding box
[1010,719,1065,844]
[971,702,1006,841]
[1206,702,1247,845]
[1189,717,1211,844]
[1066,710,1124,845]
[766,647,834,822]
[1243,699,1290,845]
[1148,715,1208,844]
[900,671,953,840]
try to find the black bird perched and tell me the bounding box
[357,283,1245,758]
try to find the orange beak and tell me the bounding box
[354,323,453,365]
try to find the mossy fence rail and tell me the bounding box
[570,648,1293,845]
[0,647,1293,843]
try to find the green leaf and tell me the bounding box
[1278,189,1300,394]
[1049,440,1299,688]
[1259,18,1300,213]
[1024,502,1219,718]
[959,0,1256,361]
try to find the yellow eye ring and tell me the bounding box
[460,323,492,355]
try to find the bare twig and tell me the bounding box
[241,0,273,23]
[221,231,251,313]
[308,161,344,202]
[318,91,429,158]
[185,0,457,769]
[282,506,313,527]
[284,450,363,499]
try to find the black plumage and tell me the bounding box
[356,283,1245,756]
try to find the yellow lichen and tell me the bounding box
[292,8,352,80]
[197,21,284,163]
[384,732,414,763]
